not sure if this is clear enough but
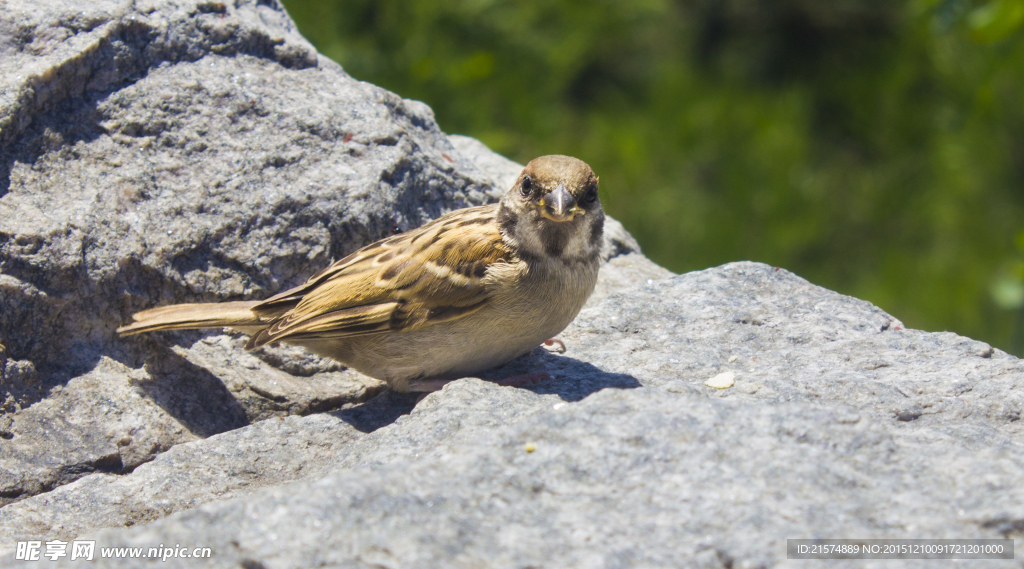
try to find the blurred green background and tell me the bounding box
[282,0,1024,355]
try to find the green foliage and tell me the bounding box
[283,0,1024,354]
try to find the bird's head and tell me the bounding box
[498,155,604,261]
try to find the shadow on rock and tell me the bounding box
[509,347,643,403]
[490,349,642,402]
[334,348,641,433]
[332,390,422,434]
[136,346,250,437]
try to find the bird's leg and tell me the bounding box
[542,338,566,353]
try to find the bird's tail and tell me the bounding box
[117,301,266,336]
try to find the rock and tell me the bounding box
[43,383,1024,568]
[0,343,42,415]
[3,0,1024,567]
[0,0,644,510]
[2,264,1024,569]
[0,413,362,545]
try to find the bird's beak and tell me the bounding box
[539,183,584,222]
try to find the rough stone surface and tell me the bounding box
[0,0,643,511]
[3,264,1024,567]
[4,0,1024,567]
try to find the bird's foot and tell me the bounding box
[542,338,566,353]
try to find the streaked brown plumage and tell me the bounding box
[119,155,604,392]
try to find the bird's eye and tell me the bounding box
[520,176,533,197]
[583,183,598,204]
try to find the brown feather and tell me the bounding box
[116,301,266,335]
[244,204,512,348]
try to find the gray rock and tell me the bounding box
[0,0,643,510]
[3,0,1024,566]
[446,134,521,193]
[3,264,1024,568]
[0,412,362,546]
[1,0,489,382]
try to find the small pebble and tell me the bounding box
[705,371,736,390]
[524,442,536,453]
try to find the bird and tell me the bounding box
[118,155,604,392]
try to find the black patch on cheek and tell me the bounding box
[497,204,517,236]
[589,212,605,248]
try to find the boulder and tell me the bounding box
[2,0,1023,567]
[0,0,648,509]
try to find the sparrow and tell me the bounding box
[118,155,605,392]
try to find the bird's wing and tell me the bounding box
[245,204,513,349]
